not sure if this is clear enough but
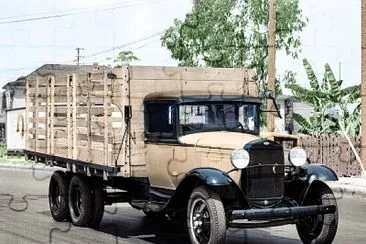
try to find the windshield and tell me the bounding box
[178,103,259,135]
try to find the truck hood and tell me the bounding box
[178,131,260,150]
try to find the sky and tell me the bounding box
[0,0,361,94]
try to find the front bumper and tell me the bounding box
[231,204,336,221]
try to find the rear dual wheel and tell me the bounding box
[68,175,92,226]
[48,172,105,227]
[49,171,70,221]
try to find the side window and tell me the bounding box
[145,102,175,139]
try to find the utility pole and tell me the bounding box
[267,0,276,132]
[75,47,85,66]
[361,0,366,175]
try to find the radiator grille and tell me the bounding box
[242,140,284,199]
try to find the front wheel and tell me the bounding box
[296,183,338,244]
[187,186,227,244]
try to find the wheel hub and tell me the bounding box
[190,199,211,243]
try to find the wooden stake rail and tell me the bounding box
[27,71,124,172]
[26,66,258,178]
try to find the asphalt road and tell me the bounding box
[0,167,366,244]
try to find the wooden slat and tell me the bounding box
[76,148,113,165]
[28,85,113,97]
[128,66,255,81]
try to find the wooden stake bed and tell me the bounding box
[26,66,258,178]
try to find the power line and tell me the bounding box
[0,0,137,20]
[0,30,165,73]
[82,31,164,60]
[0,0,169,25]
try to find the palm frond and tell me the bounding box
[324,63,341,99]
[285,83,327,103]
[342,84,361,104]
[293,113,313,132]
[302,58,319,90]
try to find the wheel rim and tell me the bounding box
[51,182,61,212]
[71,186,83,218]
[189,198,211,243]
[300,198,324,239]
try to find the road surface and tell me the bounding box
[0,167,365,243]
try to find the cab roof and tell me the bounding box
[144,94,261,104]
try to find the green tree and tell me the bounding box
[114,50,140,65]
[285,59,361,136]
[161,0,307,93]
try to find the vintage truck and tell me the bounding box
[25,66,338,244]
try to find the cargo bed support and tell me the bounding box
[25,150,120,180]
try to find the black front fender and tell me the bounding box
[185,167,234,186]
[285,164,338,204]
[301,164,338,183]
[166,168,248,211]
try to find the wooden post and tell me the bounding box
[46,77,50,154]
[104,75,109,166]
[72,74,77,159]
[67,75,72,158]
[50,76,55,154]
[35,78,39,152]
[87,73,92,162]
[25,78,29,151]
[267,0,276,132]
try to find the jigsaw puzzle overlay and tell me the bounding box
[0,1,362,244]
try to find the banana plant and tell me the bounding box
[285,58,361,136]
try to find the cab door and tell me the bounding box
[145,100,177,190]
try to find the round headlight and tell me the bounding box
[231,149,250,169]
[289,147,307,167]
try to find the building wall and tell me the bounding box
[4,87,25,110]
[362,0,366,174]
[274,98,314,133]
[6,108,26,152]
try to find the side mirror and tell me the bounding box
[265,90,274,99]
[262,90,282,119]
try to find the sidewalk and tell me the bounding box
[0,160,56,171]
[327,177,366,197]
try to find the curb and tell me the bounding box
[327,180,366,197]
[0,162,58,172]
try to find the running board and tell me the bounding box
[131,200,166,213]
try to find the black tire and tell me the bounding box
[296,184,338,244]
[49,171,70,222]
[88,178,105,228]
[187,186,227,244]
[68,175,92,227]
